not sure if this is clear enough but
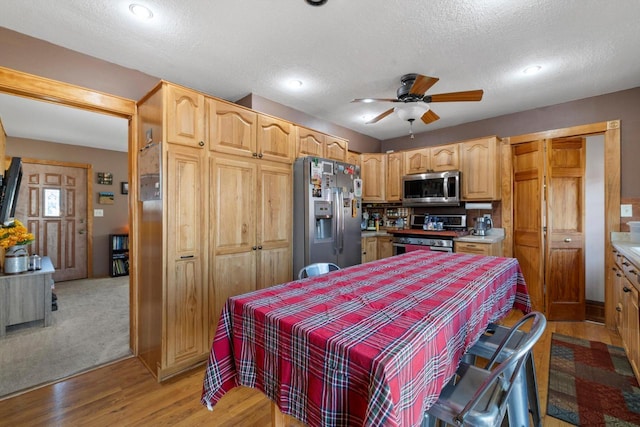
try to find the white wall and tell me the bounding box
[585,135,605,301]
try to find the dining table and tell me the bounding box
[201,250,531,427]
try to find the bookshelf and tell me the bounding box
[109,234,129,277]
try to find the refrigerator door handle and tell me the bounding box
[339,192,345,252]
[333,190,340,254]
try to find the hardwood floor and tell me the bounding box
[0,311,623,426]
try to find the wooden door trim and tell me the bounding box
[0,66,138,355]
[502,120,620,329]
[20,158,93,278]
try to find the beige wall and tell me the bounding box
[6,137,129,277]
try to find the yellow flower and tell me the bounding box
[0,219,35,249]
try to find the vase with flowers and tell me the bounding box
[0,219,35,273]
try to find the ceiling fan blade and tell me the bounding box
[366,108,395,124]
[409,74,439,96]
[351,98,399,103]
[428,89,484,103]
[421,109,440,124]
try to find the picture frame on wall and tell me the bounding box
[98,192,115,205]
[121,182,129,195]
[97,172,113,185]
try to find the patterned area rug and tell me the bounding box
[547,333,640,426]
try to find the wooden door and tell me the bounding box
[361,154,386,201]
[17,161,88,281]
[256,115,294,164]
[404,148,429,174]
[325,137,348,162]
[512,141,545,311]
[209,154,257,336]
[165,145,207,368]
[545,137,585,320]
[207,99,256,158]
[296,127,324,158]
[386,152,403,202]
[430,143,459,171]
[257,162,292,289]
[165,84,205,148]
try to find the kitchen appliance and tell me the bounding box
[472,216,493,236]
[293,157,362,276]
[4,246,28,274]
[402,170,460,207]
[392,214,467,255]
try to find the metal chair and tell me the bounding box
[297,262,340,279]
[462,322,542,427]
[422,311,546,427]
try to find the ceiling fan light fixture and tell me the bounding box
[394,103,430,122]
[305,0,328,5]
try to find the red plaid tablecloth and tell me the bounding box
[201,251,531,427]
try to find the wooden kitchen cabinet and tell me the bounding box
[166,84,205,148]
[207,98,257,158]
[210,154,292,335]
[614,251,640,378]
[295,127,349,162]
[460,136,501,200]
[325,136,348,161]
[362,237,378,263]
[386,152,403,202]
[455,240,503,256]
[377,235,394,259]
[137,82,210,381]
[403,143,459,175]
[361,153,386,202]
[347,151,361,168]
[256,114,295,164]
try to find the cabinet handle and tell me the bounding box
[623,261,630,267]
[616,306,622,312]
[258,153,263,158]
[252,246,257,250]
[258,245,263,250]
[198,141,204,147]
[180,255,194,259]
[617,273,622,277]
[623,286,631,293]
[630,270,637,275]
[253,153,258,157]
[564,238,572,242]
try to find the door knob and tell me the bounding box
[564,238,571,242]
[79,230,85,234]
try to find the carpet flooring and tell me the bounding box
[547,333,640,426]
[0,276,131,398]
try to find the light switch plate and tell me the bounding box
[94,209,104,217]
[621,204,633,217]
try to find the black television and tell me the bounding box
[0,157,23,226]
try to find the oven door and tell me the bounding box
[393,243,406,256]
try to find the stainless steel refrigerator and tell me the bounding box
[293,156,362,277]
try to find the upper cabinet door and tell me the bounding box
[296,127,325,158]
[430,143,459,171]
[386,152,403,202]
[404,148,430,174]
[361,153,386,202]
[325,137,348,162]
[165,84,205,148]
[460,136,501,200]
[208,99,257,158]
[347,151,361,168]
[257,115,294,164]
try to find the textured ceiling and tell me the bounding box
[1,0,640,150]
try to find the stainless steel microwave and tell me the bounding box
[402,170,461,206]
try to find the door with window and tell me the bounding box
[15,161,88,281]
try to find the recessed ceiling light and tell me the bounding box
[288,79,303,88]
[523,65,542,75]
[129,4,153,20]
[360,98,375,103]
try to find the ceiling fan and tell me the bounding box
[352,73,483,137]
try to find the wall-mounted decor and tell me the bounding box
[97,172,113,185]
[121,182,129,195]
[98,192,114,205]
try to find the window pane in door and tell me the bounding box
[44,188,61,217]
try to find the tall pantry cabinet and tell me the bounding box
[137,82,208,381]
[136,82,294,381]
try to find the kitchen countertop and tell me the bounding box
[361,230,392,237]
[611,232,640,269]
[454,228,505,244]
[388,229,469,238]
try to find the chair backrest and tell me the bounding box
[297,262,340,279]
[455,311,546,424]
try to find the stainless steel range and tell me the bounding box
[391,214,467,255]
